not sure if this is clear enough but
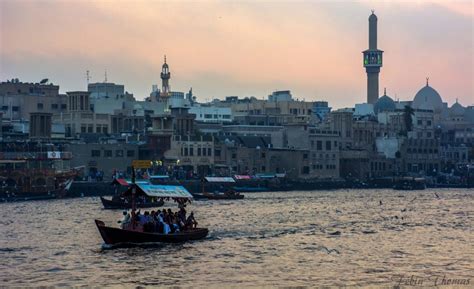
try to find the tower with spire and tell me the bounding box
[363,10,383,104]
[160,55,171,98]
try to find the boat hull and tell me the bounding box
[100,197,164,209]
[95,220,208,245]
[192,193,244,200]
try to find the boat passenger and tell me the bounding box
[186,212,198,229]
[178,207,187,225]
[120,211,131,229]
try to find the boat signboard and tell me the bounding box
[132,160,152,169]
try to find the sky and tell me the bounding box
[0,0,473,108]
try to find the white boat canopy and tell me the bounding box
[205,177,236,183]
[149,175,170,179]
[137,184,193,199]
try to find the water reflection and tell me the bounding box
[0,189,472,287]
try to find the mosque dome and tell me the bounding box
[412,79,443,111]
[449,101,465,116]
[374,89,395,113]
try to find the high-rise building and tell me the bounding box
[363,11,383,104]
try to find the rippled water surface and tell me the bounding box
[1,189,473,287]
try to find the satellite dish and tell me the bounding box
[40,78,48,84]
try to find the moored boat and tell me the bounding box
[393,177,426,190]
[196,177,245,200]
[192,192,244,200]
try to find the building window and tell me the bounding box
[261,152,266,158]
[232,153,236,159]
[37,103,44,110]
[116,150,123,157]
[189,148,194,156]
[88,124,93,133]
[215,149,221,157]
[103,126,108,134]
[12,106,19,111]
[317,141,322,150]
[1,106,7,111]
[104,150,112,157]
[417,120,422,125]
[91,150,100,157]
[51,104,59,109]
[197,148,201,156]
[208,148,212,156]
[81,125,87,133]
[184,147,188,156]
[127,150,135,157]
[61,104,67,110]
[326,141,331,151]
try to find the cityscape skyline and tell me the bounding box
[1,1,472,108]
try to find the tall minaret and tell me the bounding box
[363,10,383,104]
[160,55,171,97]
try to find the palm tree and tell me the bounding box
[403,105,414,132]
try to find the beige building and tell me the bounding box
[0,79,67,121]
[308,128,340,179]
[215,97,315,125]
[164,135,215,175]
[53,91,111,137]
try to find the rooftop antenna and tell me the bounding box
[426,76,429,86]
[86,70,91,86]
[104,69,108,83]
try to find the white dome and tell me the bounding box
[412,83,443,111]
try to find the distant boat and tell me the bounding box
[195,177,245,200]
[393,177,426,190]
[192,192,245,200]
[232,186,267,192]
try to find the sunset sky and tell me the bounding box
[1,0,472,108]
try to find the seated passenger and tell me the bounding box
[186,212,198,229]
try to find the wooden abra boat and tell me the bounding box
[95,169,208,246]
[95,219,208,245]
[195,177,245,200]
[192,192,244,200]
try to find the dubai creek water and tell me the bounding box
[1,189,473,287]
